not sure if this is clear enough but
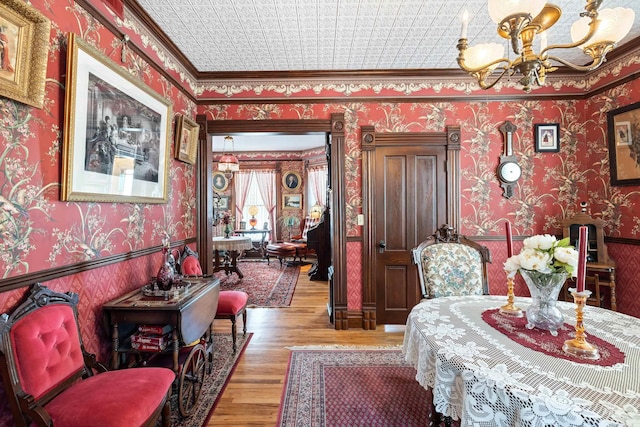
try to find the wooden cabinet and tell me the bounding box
[562,212,616,311]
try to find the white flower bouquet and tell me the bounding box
[504,234,579,278]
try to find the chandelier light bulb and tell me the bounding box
[571,8,634,48]
[487,0,546,24]
[465,43,505,70]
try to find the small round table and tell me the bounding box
[212,236,252,278]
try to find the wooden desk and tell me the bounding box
[212,236,253,278]
[102,278,220,372]
[234,229,271,257]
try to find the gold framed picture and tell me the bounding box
[0,0,50,108]
[282,171,301,190]
[175,114,199,164]
[213,171,229,192]
[283,193,301,209]
[61,33,172,203]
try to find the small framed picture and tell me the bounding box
[214,195,229,210]
[282,171,301,190]
[534,123,560,152]
[283,194,302,209]
[175,115,199,164]
[213,171,229,192]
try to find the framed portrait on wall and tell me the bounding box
[282,171,301,190]
[534,123,560,152]
[0,0,50,108]
[61,33,172,203]
[174,114,198,164]
[212,171,229,192]
[608,101,640,186]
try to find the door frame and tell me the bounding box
[195,114,348,329]
[360,126,461,329]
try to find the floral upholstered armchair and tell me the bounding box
[412,224,492,299]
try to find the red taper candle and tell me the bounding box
[505,221,513,258]
[576,226,588,292]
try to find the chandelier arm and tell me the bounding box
[544,54,606,72]
[475,67,512,90]
[457,57,511,75]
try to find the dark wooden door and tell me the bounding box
[374,145,446,324]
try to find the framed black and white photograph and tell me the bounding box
[61,33,172,203]
[282,171,301,190]
[534,123,560,152]
[283,194,301,209]
[608,101,640,186]
[213,171,229,192]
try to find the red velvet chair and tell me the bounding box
[0,284,174,427]
[181,255,248,353]
[215,291,248,352]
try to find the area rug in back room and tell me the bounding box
[214,261,300,307]
[277,348,438,427]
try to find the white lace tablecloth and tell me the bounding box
[402,295,640,426]
[211,236,253,252]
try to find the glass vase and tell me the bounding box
[224,224,232,238]
[521,269,567,336]
[156,250,174,291]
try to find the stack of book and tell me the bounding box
[130,324,172,352]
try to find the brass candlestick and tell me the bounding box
[499,276,523,317]
[563,288,600,360]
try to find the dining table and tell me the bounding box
[403,295,640,426]
[212,236,253,278]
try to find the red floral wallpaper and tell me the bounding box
[1,1,640,422]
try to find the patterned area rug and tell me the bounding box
[214,261,300,307]
[171,332,252,427]
[277,348,433,427]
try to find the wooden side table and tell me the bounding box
[102,278,220,372]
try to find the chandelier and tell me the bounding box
[457,0,635,92]
[218,136,239,179]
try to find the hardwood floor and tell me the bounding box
[208,262,406,426]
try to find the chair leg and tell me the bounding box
[162,395,171,427]
[242,309,247,335]
[230,314,237,352]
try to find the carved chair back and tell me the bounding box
[412,224,492,299]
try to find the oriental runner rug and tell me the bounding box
[171,332,252,427]
[277,347,436,427]
[214,261,300,307]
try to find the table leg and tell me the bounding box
[111,322,120,369]
[230,250,244,278]
[172,328,179,373]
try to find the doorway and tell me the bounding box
[195,114,348,329]
[360,127,461,328]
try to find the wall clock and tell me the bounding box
[496,120,520,199]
